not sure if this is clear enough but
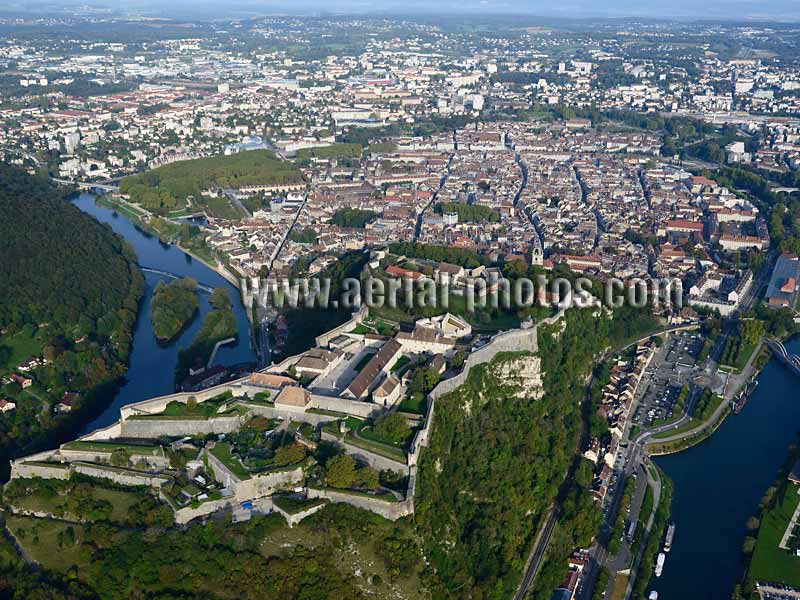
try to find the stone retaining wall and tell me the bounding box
[120,377,259,419]
[204,447,304,500]
[172,497,238,525]
[307,487,412,521]
[234,467,305,500]
[55,448,170,470]
[81,421,123,441]
[11,460,71,481]
[314,305,368,348]
[273,500,328,528]
[120,415,243,438]
[310,394,384,418]
[239,403,338,426]
[320,431,408,473]
[72,462,170,488]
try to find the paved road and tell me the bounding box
[414,153,452,240]
[624,464,662,599]
[638,338,764,449]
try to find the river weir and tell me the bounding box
[72,193,256,434]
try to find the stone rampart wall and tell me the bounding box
[120,377,256,419]
[10,461,71,481]
[320,431,408,473]
[239,403,338,426]
[273,500,328,528]
[119,415,242,438]
[72,462,170,488]
[306,487,412,521]
[55,448,170,470]
[310,394,384,418]
[81,421,123,441]
[234,467,305,501]
[314,305,368,347]
[172,496,238,525]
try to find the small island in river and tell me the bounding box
[150,277,199,344]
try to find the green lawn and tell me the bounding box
[95,488,150,522]
[390,355,411,373]
[0,328,42,373]
[322,418,406,461]
[209,442,250,480]
[137,393,235,419]
[357,423,410,450]
[397,393,427,415]
[272,496,327,515]
[10,485,144,524]
[349,324,372,335]
[61,440,162,456]
[345,431,407,462]
[749,484,800,587]
[6,516,89,572]
[306,484,398,503]
[200,196,244,221]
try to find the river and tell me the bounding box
[73,193,256,433]
[653,336,800,599]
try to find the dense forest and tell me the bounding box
[0,165,143,456]
[119,150,306,212]
[149,278,199,343]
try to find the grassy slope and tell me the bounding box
[748,484,800,587]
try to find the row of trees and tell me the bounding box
[328,207,377,228]
[436,202,500,223]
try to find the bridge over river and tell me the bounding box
[51,177,120,193]
[139,267,216,294]
[765,338,800,375]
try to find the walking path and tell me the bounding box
[779,486,800,550]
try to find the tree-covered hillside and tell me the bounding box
[0,165,144,456]
[414,307,657,599]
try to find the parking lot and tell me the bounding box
[632,332,704,428]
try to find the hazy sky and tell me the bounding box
[4,0,800,21]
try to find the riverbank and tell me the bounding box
[644,341,771,456]
[735,440,800,596]
[72,193,257,434]
[98,192,252,322]
[652,336,800,600]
